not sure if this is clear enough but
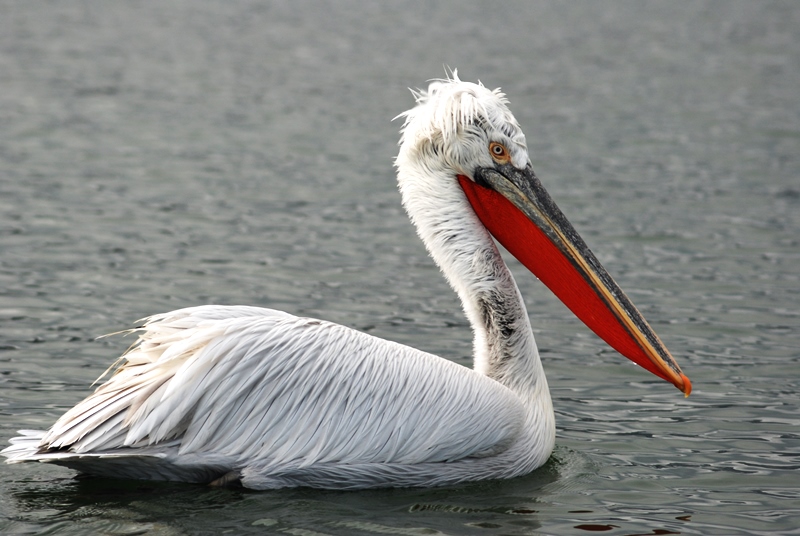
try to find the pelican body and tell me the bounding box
[3,77,690,490]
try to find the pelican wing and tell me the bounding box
[37,306,525,472]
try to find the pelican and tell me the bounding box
[3,76,691,490]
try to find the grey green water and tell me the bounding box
[1,1,798,534]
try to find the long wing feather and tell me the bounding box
[34,305,525,472]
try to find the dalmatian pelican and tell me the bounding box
[3,75,690,489]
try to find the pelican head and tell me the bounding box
[396,75,691,395]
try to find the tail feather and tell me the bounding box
[2,430,46,463]
[3,431,227,483]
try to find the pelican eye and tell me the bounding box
[489,142,510,164]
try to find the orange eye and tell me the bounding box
[489,142,510,164]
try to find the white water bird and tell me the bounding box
[3,76,691,490]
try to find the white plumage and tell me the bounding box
[3,74,688,489]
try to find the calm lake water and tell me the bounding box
[1,1,799,534]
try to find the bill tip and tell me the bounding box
[680,373,692,397]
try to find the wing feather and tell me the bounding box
[35,305,525,472]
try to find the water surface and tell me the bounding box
[1,2,799,534]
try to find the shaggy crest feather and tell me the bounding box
[397,73,525,154]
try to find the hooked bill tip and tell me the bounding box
[679,373,692,397]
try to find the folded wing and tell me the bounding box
[26,305,525,475]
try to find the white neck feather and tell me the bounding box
[396,157,550,403]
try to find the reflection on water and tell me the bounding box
[5,448,591,535]
[1,1,799,534]
[6,448,704,534]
